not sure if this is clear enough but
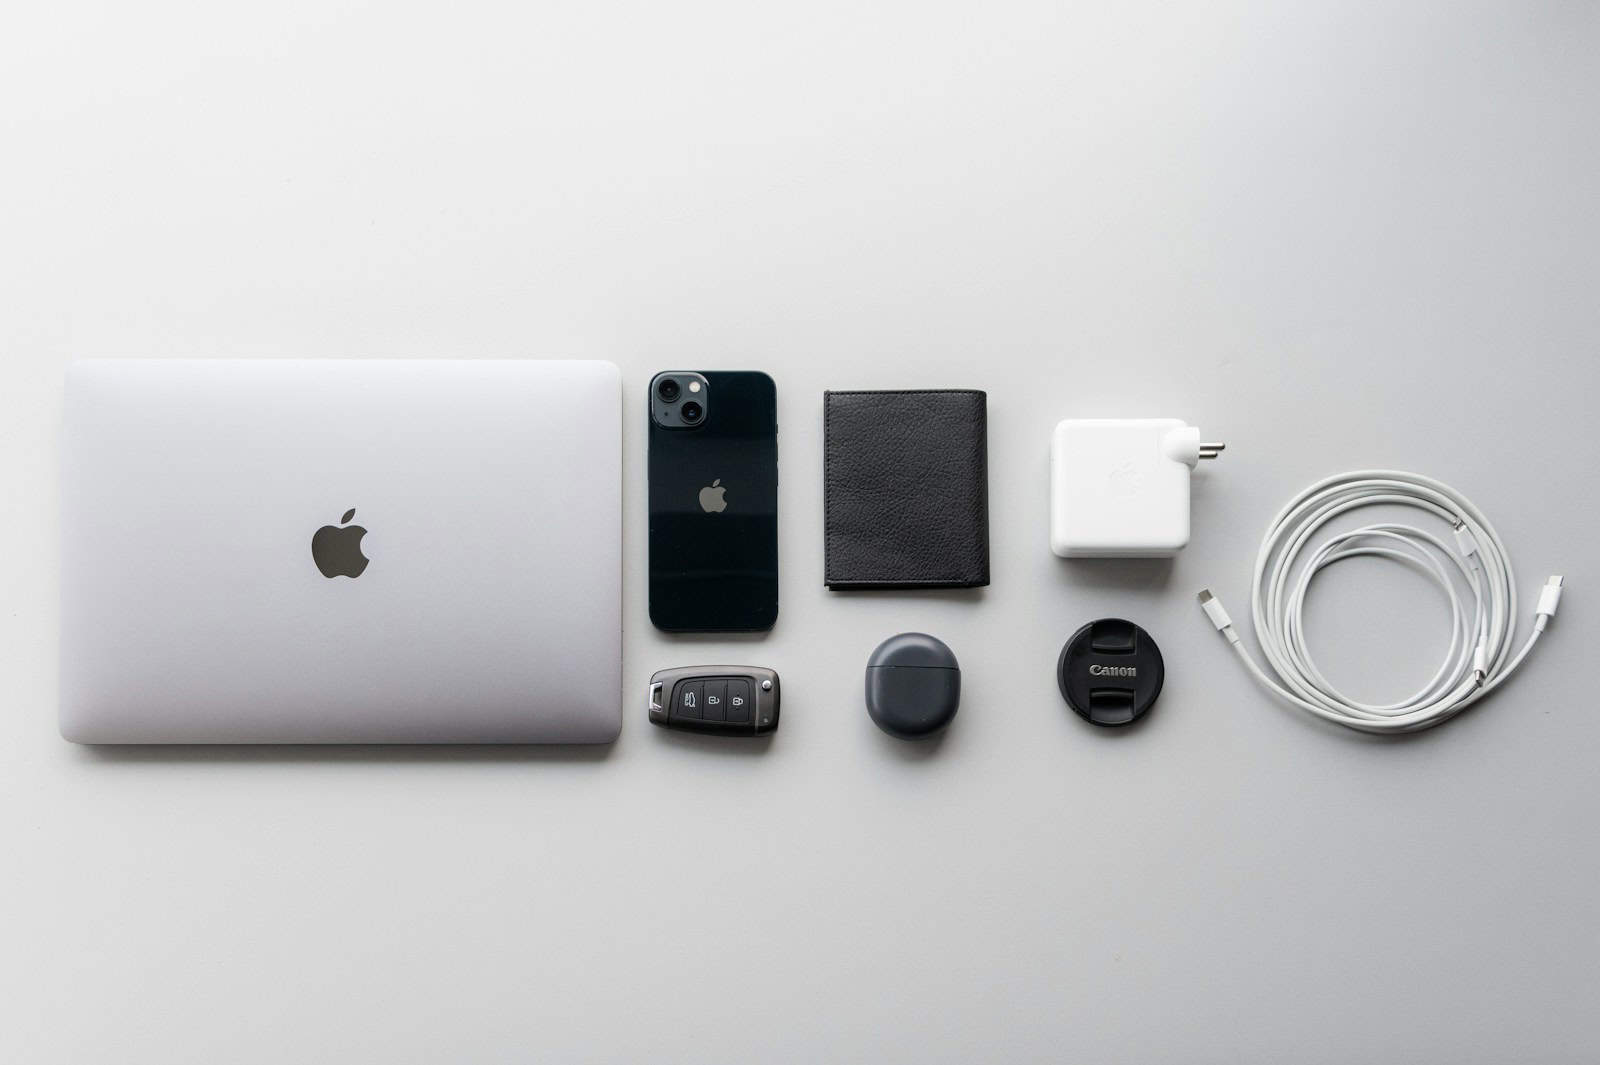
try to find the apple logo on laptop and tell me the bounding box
[698,479,728,514]
[312,508,369,578]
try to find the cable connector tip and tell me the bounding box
[1536,576,1564,619]
[1197,588,1234,631]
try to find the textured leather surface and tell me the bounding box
[824,389,990,589]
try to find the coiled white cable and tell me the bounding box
[1199,470,1564,734]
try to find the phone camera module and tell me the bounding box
[651,371,709,429]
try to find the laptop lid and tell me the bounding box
[60,359,622,743]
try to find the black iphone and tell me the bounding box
[648,370,778,632]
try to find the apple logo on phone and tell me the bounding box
[698,479,728,514]
[312,508,370,578]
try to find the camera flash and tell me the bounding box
[688,381,701,393]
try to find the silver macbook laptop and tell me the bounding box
[60,359,622,743]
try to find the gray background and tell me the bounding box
[2,2,1596,1062]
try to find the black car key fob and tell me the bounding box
[648,666,780,736]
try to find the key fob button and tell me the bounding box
[702,680,727,722]
[674,680,704,721]
[725,679,752,723]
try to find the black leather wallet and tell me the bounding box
[823,389,990,589]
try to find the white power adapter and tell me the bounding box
[1049,418,1224,558]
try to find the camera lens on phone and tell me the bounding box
[680,401,703,424]
[657,378,682,402]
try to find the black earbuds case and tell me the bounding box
[865,633,961,739]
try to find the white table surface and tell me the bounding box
[3,3,1597,1062]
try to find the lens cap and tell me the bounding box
[1057,618,1164,727]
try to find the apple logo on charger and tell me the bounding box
[698,479,728,514]
[312,508,370,578]
[1106,461,1143,499]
